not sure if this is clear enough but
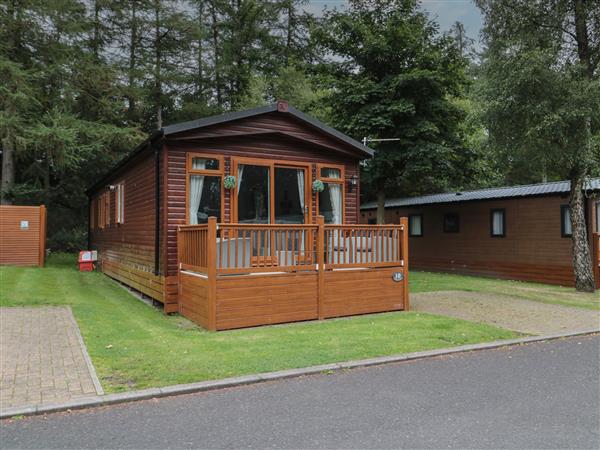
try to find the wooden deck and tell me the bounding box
[177,217,409,330]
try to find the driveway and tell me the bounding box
[0,307,103,412]
[1,335,598,449]
[411,291,600,335]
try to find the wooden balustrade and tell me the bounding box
[178,217,407,275]
[324,224,405,269]
[177,224,209,273]
[216,223,319,274]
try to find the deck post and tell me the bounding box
[207,216,218,331]
[400,216,409,311]
[39,205,47,267]
[317,215,325,320]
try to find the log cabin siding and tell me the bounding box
[361,195,598,286]
[89,151,166,300]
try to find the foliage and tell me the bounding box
[475,0,600,291]
[0,254,519,392]
[312,179,325,192]
[223,175,236,189]
[313,0,474,219]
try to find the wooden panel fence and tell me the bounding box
[593,233,600,289]
[177,216,409,330]
[0,205,46,267]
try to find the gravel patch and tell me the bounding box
[411,291,600,335]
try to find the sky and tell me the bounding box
[304,0,483,45]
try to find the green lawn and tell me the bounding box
[0,254,519,393]
[410,271,600,310]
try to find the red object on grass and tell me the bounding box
[78,250,97,272]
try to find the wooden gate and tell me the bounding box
[0,205,47,267]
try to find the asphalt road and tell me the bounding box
[2,335,599,449]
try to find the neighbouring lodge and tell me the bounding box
[87,102,409,330]
[361,180,600,288]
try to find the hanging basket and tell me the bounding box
[223,175,236,190]
[312,179,325,192]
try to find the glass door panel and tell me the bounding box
[274,167,306,224]
[237,164,270,224]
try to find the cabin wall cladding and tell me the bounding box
[361,195,598,287]
[0,205,47,267]
[90,151,177,307]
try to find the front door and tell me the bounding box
[233,159,309,224]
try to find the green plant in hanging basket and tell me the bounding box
[312,179,325,192]
[223,175,236,189]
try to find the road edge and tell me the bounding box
[2,328,598,420]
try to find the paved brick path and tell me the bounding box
[0,307,103,411]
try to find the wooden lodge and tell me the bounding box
[361,180,600,288]
[87,102,409,330]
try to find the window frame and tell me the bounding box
[443,212,460,233]
[490,208,506,238]
[186,152,225,224]
[561,205,572,238]
[316,163,345,223]
[408,213,423,237]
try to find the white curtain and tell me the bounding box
[563,208,572,235]
[189,160,206,225]
[237,165,244,191]
[189,175,204,225]
[324,168,340,179]
[492,211,504,235]
[297,169,305,213]
[329,183,342,224]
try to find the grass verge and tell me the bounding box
[0,254,519,393]
[410,271,600,310]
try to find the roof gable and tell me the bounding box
[162,101,373,159]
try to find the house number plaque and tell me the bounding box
[392,272,404,282]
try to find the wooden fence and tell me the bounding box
[594,233,600,288]
[0,205,47,267]
[177,216,409,330]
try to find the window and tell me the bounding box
[561,205,572,237]
[187,153,223,224]
[444,213,460,233]
[97,191,110,229]
[409,214,423,237]
[368,218,377,225]
[116,183,125,224]
[490,209,505,237]
[317,164,344,224]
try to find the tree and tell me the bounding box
[314,0,472,223]
[476,0,600,292]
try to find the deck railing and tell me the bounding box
[178,217,408,276]
[177,224,209,273]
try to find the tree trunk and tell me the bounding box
[210,3,222,107]
[570,0,596,292]
[376,189,386,224]
[154,0,162,129]
[126,0,138,121]
[569,172,596,292]
[1,126,15,205]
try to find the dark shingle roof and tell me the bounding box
[360,178,600,210]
